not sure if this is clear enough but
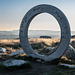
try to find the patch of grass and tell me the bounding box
[45,65,75,75]
[60,57,75,65]
[31,42,49,50]
[0,43,21,50]
[13,55,44,62]
[45,58,60,65]
[0,62,5,67]
[60,59,75,65]
[25,72,37,75]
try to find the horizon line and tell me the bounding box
[0,29,75,32]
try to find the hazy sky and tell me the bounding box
[0,0,75,31]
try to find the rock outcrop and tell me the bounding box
[39,45,75,59]
[3,60,27,67]
[64,45,75,59]
[9,50,25,56]
[60,63,75,68]
[0,47,6,53]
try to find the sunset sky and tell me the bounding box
[0,0,75,31]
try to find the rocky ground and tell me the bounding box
[0,38,75,75]
[0,61,56,75]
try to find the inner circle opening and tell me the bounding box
[28,13,61,55]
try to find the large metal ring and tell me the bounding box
[19,4,71,61]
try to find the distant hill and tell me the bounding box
[0,30,75,39]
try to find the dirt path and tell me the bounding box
[0,62,56,75]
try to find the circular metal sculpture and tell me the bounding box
[19,4,71,61]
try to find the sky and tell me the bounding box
[0,0,75,31]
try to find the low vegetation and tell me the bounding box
[0,38,75,74]
[45,65,75,75]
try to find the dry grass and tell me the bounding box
[0,38,75,75]
[0,38,75,54]
[0,39,20,45]
[0,38,74,46]
[70,38,75,42]
[29,38,60,45]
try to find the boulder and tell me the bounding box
[39,45,75,59]
[71,41,75,49]
[64,45,75,59]
[0,47,6,53]
[39,46,58,55]
[60,63,75,68]
[46,47,53,50]
[3,60,27,67]
[40,36,52,38]
[9,50,25,56]
[39,47,53,55]
[71,35,75,38]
